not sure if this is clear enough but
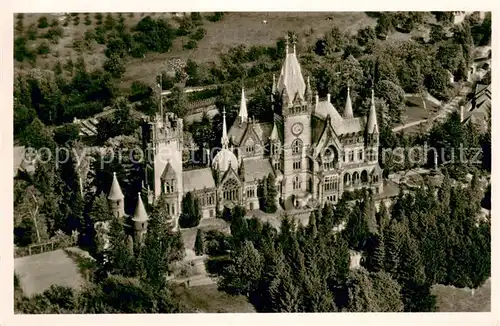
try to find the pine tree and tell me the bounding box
[306,211,318,239]
[194,228,205,256]
[263,173,278,213]
[372,233,385,272]
[106,216,135,277]
[384,222,401,275]
[88,193,113,223]
[376,200,390,232]
[269,264,302,312]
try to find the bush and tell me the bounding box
[190,27,206,41]
[37,41,51,55]
[206,12,224,22]
[84,15,92,25]
[27,24,38,40]
[183,40,197,50]
[73,16,80,26]
[43,26,64,43]
[38,16,49,28]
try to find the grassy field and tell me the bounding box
[172,283,255,313]
[15,12,376,88]
[432,278,491,312]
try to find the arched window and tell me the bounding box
[344,173,351,187]
[292,139,303,155]
[293,175,301,190]
[361,170,368,184]
[322,145,338,170]
[223,178,240,201]
[353,171,360,185]
[307,177,313,192]
[245,139,255,154]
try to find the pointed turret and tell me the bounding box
[238,88,248,124]
[272,74,277,94]
[132,193,148,222]
[108,172,125,218]
[305,76,312,103]
[221,107,229,149]
[277,36,306,106]
[366,89,379,134]
[344,86,354,119]
[269,121,280,141]
[108,172,124,201]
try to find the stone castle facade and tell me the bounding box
[109,43,383,230]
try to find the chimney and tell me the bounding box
[460,105,464,122]
[327,93,331,103]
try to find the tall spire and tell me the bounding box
[272,74,276,94]
[367,88,379,134]
[305,75,312,103]
[285,34,289,55]
[108,172,124,201]
[132,192,148,222]
[238,87,248,123]
[344,86,354,119]
[221,107,229,149]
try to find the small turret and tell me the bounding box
[107,172,125,218]
[132,192,149,243]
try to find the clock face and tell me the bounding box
[291,123,304,136]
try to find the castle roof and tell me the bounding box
[277,45,306,103]
[243,158,274,182]
[183,167,215,192]
[108,172,124,201]
[132,193,148,222]
[160,161,176,180]
[314,100,343,121]
[212,148,239,173]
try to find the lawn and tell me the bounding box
[172,283,255,313]
[432,278,491,312]
[15,12,376,89]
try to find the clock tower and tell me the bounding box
[276,39,313,204]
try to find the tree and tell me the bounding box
[194,228,205,255]
[54,123,80,145]
[105,216,135,277]
[167,86,187,117]
[219,241,263,297]
[178,192,202,228]
[103,55,125,79]
[263,173,278,213]
[375,80,405,123]
[430,24,446,44]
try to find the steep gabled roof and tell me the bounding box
[160,161,176,180]
[277,45,306,103]
[132,193,148,222]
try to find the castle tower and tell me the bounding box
[269,121,281,172]
[276,40,311,201]
[107,172,125,218]
[132,192,149,243]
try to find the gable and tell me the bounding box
[314,118,343,158]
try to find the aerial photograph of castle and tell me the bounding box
[11,11,491,314]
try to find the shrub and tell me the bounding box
[84,15,92,25]
[38,16,49,28]
[183,40,197,50]
[37,41,51,55]
[27,24,38,40]
[73,16,80,26]
[190,27,206,41]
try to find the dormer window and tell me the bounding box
[246,139,255,154]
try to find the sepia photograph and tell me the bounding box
[11,10,491,314]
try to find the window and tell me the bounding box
[245,139,255,154]
[292,139,303,155]
[307,177,312,192]
[342,152,346,162]
[293,160,302,170]
[324,176,338,192]
[166,203,170,214]
[210,210,214,217]
[223,178,239,201]
[274,162,280,171]
[349,151,354,162]
[293,175,301,189]
[246,187,256,198]
[358,149,363,161]
[164,179,175,193]
[271,143,280,155]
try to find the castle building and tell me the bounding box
[138,42,383,230]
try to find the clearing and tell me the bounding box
[432,278,491,312]
[16,12,376,88]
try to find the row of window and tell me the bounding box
[200,194,215,207]
[326,195,337,202]
[163,179,176,194]
[324,177,339,192]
